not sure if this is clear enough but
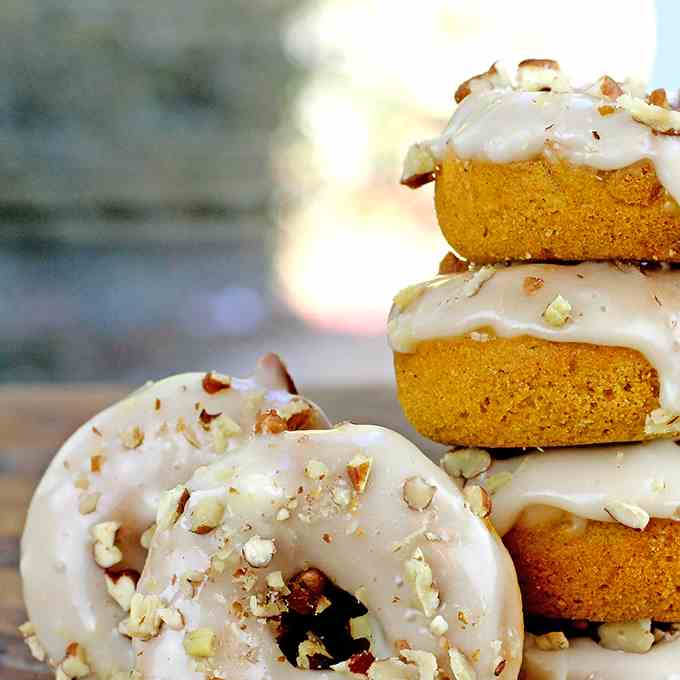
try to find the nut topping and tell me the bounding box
[121,425,144,450]
[598,619,654,654]
[523,276,544,295]
[586,75,623,100]
[617,93,680,135]
[463,485,492,519]
[104,569,139,611]
[449,647,477,680]
[543,294,572,327]
[484,471,513,495]
[533,631,570,651]
[18,622,46,662]
[429,615,449,636]
[400,649,438,680]
[462,265,496,297]
[517,58,570,93]
[347,454,373,493]
[287,568,328,615]
[156,485,190,530]
[441,448,491,480]
[58,643,91,679]
[266,570,290,593]
[158,607,184,630]
[455,61,511,103]
[242,535,276,568]
[127,594,164,640]
[183,627,218,657]
[645,408,680,436]
[91,521,122,568]
[296,635,332,670]
[439,252,469,275]
[202,371,231,394]
[604,500,650,530]
[190,496,225,534]
[211,413,242,453]
[400,144,437,189]
[254,410,289,435]
[404,548,440,618]
[402,476,437,511]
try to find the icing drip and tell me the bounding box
[416,88,680,204]
[523,631,680,680]
[478,438,680,536]
[388,262,680,413]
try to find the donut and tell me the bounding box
[388,261,680,448]
[130,424,523,680]
[400,59,680,264]
[454,438,680,679]
[20,354,328,679]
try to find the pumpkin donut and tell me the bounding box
[401,59,680,264]
[389,261,680,448]
[449,438,680,679]
[131,424,523,680]
[20,354,328,679]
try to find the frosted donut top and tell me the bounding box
[132,425,523,680]
[388,262,680,425]
[20,355,328,679]
[401,60,680,205]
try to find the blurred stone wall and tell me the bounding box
[0,0,304,381]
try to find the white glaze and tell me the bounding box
[417,88,680,204]
[476,438,680,680]
[478,438,680,536]
[522,635,680,680]
[388,262,680,412]
[20,355,328,679]
[133,425,523,680]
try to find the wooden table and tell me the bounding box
[0,383,437,678]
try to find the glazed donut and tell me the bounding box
[400,59,680,264]
[455,438,680,679]
[131,424,523,680]
[389,261,680,448]
[20,355,328,679]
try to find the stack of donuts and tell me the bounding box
[20,353,525,679]
[394,59,680,679]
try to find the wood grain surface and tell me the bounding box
[0,382,437,678]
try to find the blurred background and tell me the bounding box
[1,0,667,389]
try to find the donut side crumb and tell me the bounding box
[505,517,680,622]
[394,335,660,447]
[435,156,680,263]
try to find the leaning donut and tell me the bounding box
[454,438,680,679]
[131,424,523,680]
[20,354,327,679]
[401,59,680,264]
[389,261,680,448]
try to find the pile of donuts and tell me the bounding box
[18,60,680,680]
[394,59,680,678]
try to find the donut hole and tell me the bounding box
[275,568,373,671]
